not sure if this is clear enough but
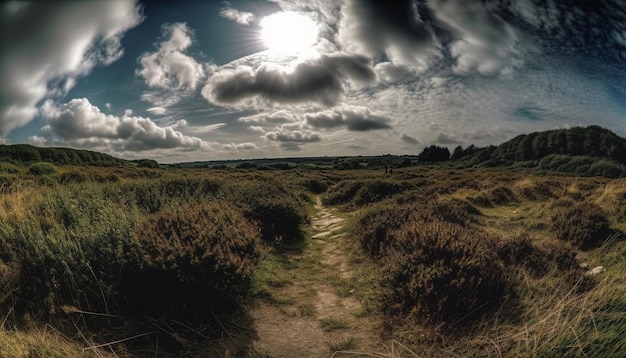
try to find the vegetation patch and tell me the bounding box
[551,200,611,250]
[27,162,57,176]
[129,201,261,313]
[382,221,507,325]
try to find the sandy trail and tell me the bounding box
[249,196,381,357]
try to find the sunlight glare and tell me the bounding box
[260,11,318,56]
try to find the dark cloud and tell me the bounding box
[202,54,376,107]
[305,106,392,131]
[513,106,547,121]
[435,132,459,145]
[0,1,142,136]
[401,133,419,144]
[428,0,534,76]
[36,98,208,152]
[338,0,438,69]
[508,0,626,61]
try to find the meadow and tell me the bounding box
[1,161,625,357]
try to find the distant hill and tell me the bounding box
[0,144,131,166]
[452,126,626,177]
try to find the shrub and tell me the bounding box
[355,203,419,259]
[486,185,516,205]
[128,201,260,311]
[220,179,307,244]
[497,233,551,278]
[4,190,142,315]
[382,221,506,325]
[323,180,364,205]
[297,178,329,194]
[353,180,410,206]
[28,162,57,176]
[58,170,87,184]
[551,201,611,250]
[355,197,479,259]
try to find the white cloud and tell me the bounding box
[219,3,255,25]
[0,0,142,136]
[223,142,258,151]
[136,23,205,91]
[36,98,209,153]
[239,110,299,124]
[263,126,321,150]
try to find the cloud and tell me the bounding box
[223,142,258,151]
[202,53,375,108]
[429,0,533,76]
[219,2,255,25]
[262,125,321,151]
[0,0,142,136]
[36,98,209,152]
[239,110,298,124]
[375,62,414,83]
[401,134,419,144]
[136,23,205,91]
[513,106,548,121]
[305,106,392,131]
[264,128,321,143]
[337,0,439,70]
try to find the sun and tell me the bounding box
[260,11,319,56]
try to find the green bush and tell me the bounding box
[382,221,506,325]
[551,201,611,250]
[3,187,141,315]
[128,201,260,312]
[27,162,58,176]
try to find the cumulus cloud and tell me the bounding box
[36,98,209,152]
[202,53,375,108]
[239,110,298,124]
[264,128,321,143]
[223,142,258,151]
[0,0,142,136]
[337,0,439,71]
[262,125,321,151]
[136,23,205,91]
[305,106,392,131]
[219,2,255,25]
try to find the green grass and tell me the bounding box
[319,318,349,332]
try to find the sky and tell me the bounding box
[1,0,626,163]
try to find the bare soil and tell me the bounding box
[249,197,384,357]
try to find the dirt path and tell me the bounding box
[250,196,383,357]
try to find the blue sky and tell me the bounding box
[1,0,626,163]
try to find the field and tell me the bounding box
[1,162,626,357]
